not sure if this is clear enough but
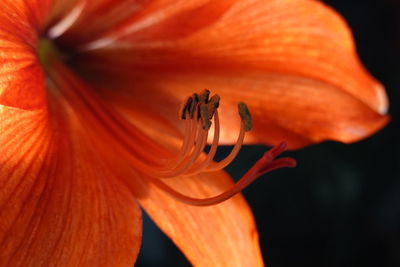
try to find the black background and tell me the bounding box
[136,1,400,266]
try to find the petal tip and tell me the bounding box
[375,83,389,115]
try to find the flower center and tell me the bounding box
[37,38,70,71]
[38,39,58,68]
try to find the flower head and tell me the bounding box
[0,0,388,266]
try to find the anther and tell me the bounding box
[199,103,212,130]
[207,94,220,119]
[199,89,210,104]
[189,93,199,118]
[238,102,252,131]
[180,96,193,120]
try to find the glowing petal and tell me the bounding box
[0,102,142,266]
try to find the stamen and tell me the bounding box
[147,141,296,206]
[186,110,220,175]
[173,127,208,175]
[161,118,194,166]
[159,125,208,177]
[238,102,252,132]
[122,90,295,183]
[206,95,220,119]
[199,89,210,104]
[169,91,220,173]
[199,103,211,130]
[204,124,245,171]
[129,90,296,206]
[189,93,199,119]
[179,96,193,120]
[204,103,250,171]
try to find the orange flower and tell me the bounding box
[0,1,388,267]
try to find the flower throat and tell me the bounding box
[38,39,65,69]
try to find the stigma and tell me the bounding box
[142,90,297,206]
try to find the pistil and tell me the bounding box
[147,141,296,206]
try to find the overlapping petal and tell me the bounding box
[74,0,389,147]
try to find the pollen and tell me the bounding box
[139,90,297,206]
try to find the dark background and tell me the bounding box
[136,1,400,266]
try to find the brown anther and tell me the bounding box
[188,93,199,119]
[238,102,252,131]
[206,94,220,119]
[180,96,193,120]
[199,89,211,104]
[199,103,212,130]
[192,93,200,102]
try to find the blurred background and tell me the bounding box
[136,1,400,266]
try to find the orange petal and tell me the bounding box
[77,0,388,147]
[0,0,53,31]
[125,170,263,267]
[0,102,142,266]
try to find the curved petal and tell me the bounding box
[79,68,388,149]
[0,102,142,266]
[77,0,389,147]
[125,169,263,267]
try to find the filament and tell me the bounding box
[186,110,220,175]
